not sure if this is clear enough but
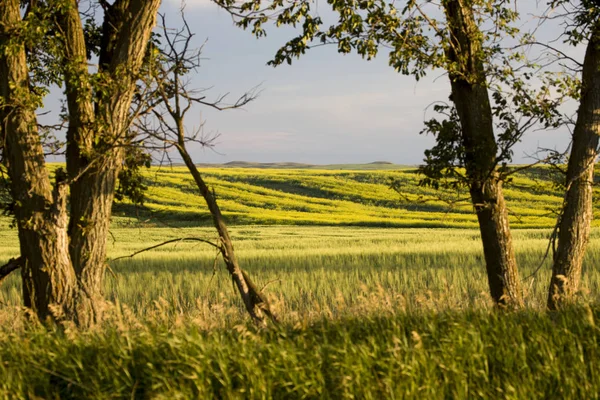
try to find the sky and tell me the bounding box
[44,0,584,165]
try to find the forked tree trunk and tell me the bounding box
[548,23,600,310]
[0,0,76,321]
[0,0,160,324]
[444,0,522,307]
[58,0,161,325]
[174,122,275,324]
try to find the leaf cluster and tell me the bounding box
[0,164,15,227]
[549,0,600,46]
[418,103,467,189]
[115,145,152,206]
[218,0,520,78]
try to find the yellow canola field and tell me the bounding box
[114,166,593,228]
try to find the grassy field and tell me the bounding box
[1,165,600,398]
[2,224,600,319]
[0,226,600,398]
[2,307,600,399]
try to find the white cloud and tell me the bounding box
[166,0,216,9]
[220,131,307,151]
[261,86,448,133]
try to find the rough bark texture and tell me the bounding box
[0,0,76,321]
[547,24,600,310]
[444,0,522,307]
[59,0,161,325]
[174,120,275,325]
[0,0,160,324]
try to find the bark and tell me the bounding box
[58,0,161,325]
[0,0,76,320]
[174,119,276,325]
[444,0,523,307]
[547,23,600,310]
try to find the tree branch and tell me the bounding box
[0,256,22,284]
[111,237,221,263]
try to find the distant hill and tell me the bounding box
[193,161,410,170]
[221,161,314,168]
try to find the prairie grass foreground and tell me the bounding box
[0,224,600,398]
[2,225,600,321]
[0,307,598,399]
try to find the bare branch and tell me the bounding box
[130,8,276,325]
[0,257,22,285]
[111,237,222,263]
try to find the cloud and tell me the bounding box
[166,0,216,9]
[219,131,307,152]
[268,84,305,94]
[261,87,448,133]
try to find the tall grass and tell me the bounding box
[0,227,599,398]
[2,226,600,325]
[0,307,599,399]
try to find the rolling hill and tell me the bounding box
[107,164,593,229]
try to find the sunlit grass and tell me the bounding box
[0,305,599,399]
[1,164,600,398]
[2,225,600,324]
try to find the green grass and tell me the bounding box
[3,225,600,320]
[1,226,599,398]
[1,164,600,398]
[1,307,599,399]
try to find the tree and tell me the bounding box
[0,0,161,324]
[440,1,522,307]
[57,0,161,325]
[547,1,600,309]
[215,0,563,307]
[0,0,76,320]
[135,13,277,324]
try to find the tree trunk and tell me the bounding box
[174,122,275,325]
[0,0,76,321]
[59,0,161,325]
[444,0,522,307]
[68,159,124,324]
[470,174,522,305]
[547,24,600,310]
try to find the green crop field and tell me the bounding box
[1,165,600,398]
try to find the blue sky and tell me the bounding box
[44,1,583,165]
